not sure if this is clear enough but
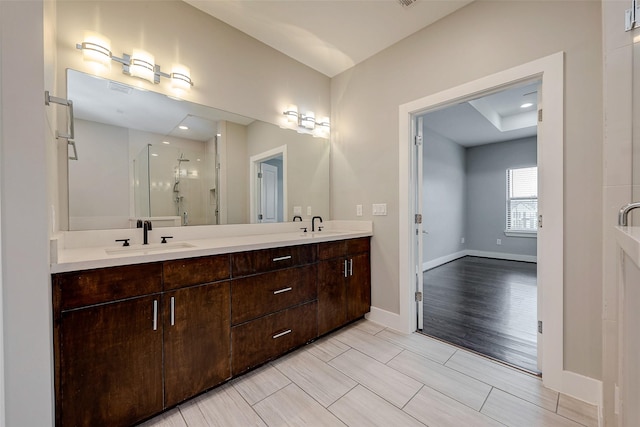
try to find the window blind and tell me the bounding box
[506,166,538,231]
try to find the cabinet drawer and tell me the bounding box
[231,244,316,277]
[231,265,317,325]
[231,301,317,374]
[163,255,230,291]
[54,263,163,311]
[318,237,370,260]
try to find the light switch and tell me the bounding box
[372,203,387,216]
[307,206,312,216]
[356,204,363,216]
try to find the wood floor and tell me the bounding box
[141,319,598,427]
[421,256,539,374]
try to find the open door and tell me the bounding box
[259,162,279,223]
[413,115,424,330]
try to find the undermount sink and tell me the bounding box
[105,241,196,255]
[298,231,350,238]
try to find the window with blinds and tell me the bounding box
[506,166,538,232]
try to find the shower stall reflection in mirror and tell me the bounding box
[250,145,287,223]
[133,141,218,226]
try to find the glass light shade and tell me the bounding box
[171,64,192,91]
[130,49,155,83]
[284,105,298,123]
[301,111,315,129]
[313,117,330,137]
[81,32,112,68]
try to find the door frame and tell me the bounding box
[399,52,567,393]
[249,145,287,224]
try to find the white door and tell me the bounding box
[413,115,424,330]
[259,162,278,223]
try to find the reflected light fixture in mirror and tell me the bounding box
[76,32,193,89]
[300,111,315,129]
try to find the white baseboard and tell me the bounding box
[423,250,537,271]
[366,307,409,333]
[561,370,603,409]
[423,250,467,271]
[466,250,537,263]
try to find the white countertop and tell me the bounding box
[615,226,640,268]
[51,221,373,274]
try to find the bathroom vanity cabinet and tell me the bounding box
[317,238,371,335]
[52,237,370,427]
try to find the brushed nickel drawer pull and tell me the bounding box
[349,259,353,276]
[152,300,158,331]
[344,260,348,278]
[273,287,293,295]
[272,329,292,339]
[170,296,175,326]
[273,255,292,262]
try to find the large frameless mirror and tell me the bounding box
[65,69,330,230]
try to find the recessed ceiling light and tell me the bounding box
[179,125,189,130]
[151,153,159,157]
[162,141,170,145]
[520,102,534,109]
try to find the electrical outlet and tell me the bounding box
[496,239,502,245]
[356,204,363,216]
[372,203,387,216]
[307,206,312,216]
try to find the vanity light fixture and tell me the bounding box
[76,33,194,88]
[300,111,316,130]
[282,104,330,136]
[283,105,299,123]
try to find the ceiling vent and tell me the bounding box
[108,81,132,95]
[398,0,418,7]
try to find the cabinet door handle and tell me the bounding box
[273,287,293,295]
[273,255,292,262]
[170,296,175,326]
[152,300,158,331]
[272,329,292,339]
[349,259,353,276]
[344,260,348,278]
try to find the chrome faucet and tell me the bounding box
[312,216,323,232]
[137,219,153,244]
[618,202,640,226]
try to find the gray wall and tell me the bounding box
[466,137,537,257]
[422,128,466,263]
[331,4,603,381]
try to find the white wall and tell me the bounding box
[601,1,635,425]
[69,119,130,229]
[1,2,55,426]
[422,128,466,264]
[331,0,602,379]
[465,137,537,257]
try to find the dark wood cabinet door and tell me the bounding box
[347,252,371,322]
[163,281,231,407]
[317,258,347,336]
[59,295,163,427]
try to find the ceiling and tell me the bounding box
[421,82,539,147]
[184,0,474,78]
[184,0,536,146]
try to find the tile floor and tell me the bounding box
[140,319,599,427]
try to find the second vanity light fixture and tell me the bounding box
[283,104,330,137]
[76,32,193,90]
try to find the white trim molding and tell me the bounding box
[398,52,579,400]
[423,250,537,271]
